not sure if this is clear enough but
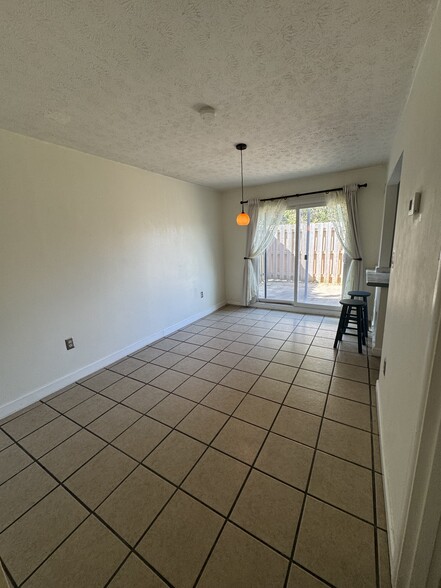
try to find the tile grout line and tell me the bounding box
[1,320,314,453]
[285,317,377,585]
[1,403,380,542]
[262,315,347,588]
[0,556,18,588]
[191,360,299,587]
[0,314,365,429]
[2,417,196,587]
[102,350,284,588]
[1,362,373,476]
[129,311,311,584]
[1,308,376,587]
[99,311,299,579]
[1,316,374,500]
[1,426,147,586]
[282,314,338,587]
[1,331,374,494]
[3,382,360,552]
[94,366,378,526]
[102,324,277,588]
[2,355,297,495]
[8,398,381,532]
[102,551,172,588]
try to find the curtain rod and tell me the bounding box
[239,183,367,205]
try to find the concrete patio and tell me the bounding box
[258,280,342,307]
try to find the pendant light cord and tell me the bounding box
[240,149,244,213]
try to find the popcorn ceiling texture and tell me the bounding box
[0,0,435,188]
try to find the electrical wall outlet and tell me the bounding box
[200,291,204,298]
[383,358,387,377]
[65,337,75,350]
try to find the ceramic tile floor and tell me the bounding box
[0,305,391,587]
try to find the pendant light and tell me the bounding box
[236,143,250,226]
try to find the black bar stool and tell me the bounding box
[334,299,367,353]
[348,290,371,337]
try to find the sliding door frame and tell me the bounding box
[258,195,342,312]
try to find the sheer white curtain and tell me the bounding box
[326,184,363,295]
[243,198,286,305]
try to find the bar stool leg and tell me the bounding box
[334,305,347,348]
[361,305,367,346]
[356,306,363,353]
[349,292,369,337]
[334,309,342,348]
[343,306,351,333]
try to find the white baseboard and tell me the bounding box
[252,301,340,317]
[226,299,340,317]
[226,299,243,307]
[376,379,396,577]
[0,300,226,420]
[371,346,383,357]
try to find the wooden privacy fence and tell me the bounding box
[261,223,344,284]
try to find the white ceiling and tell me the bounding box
[0,0,436,189]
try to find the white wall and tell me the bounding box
[222,164,386,308]
[0,130,225,415]
[377,1,441,583]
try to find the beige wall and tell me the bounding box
[0,130,225,415]
[222,164,387,308]
[377,1,441,584]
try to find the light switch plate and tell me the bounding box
[408,192,421,215]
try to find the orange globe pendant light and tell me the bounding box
[236,143,250,226]
[236,211,250,225]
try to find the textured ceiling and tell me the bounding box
[0,0,436,189]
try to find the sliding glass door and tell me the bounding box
[259,204,344,308]
[258,210,296,301]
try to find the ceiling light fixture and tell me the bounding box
[198,105,216,122]
[236,143,250,226]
